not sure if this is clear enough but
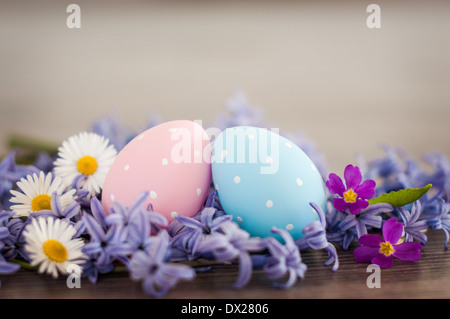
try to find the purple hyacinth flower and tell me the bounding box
[71,175,92,208]
[0,210,27,262]
[397,201,428,245]
[105,191,168,252]
[0,255,20,282]
[216,90,264,130]
[33,152,55,174]
[264,227,307,289]
[91,112,137,152]
[295,202,339,272]
[423,198,450,249]
[33,191,84,237]
[366,144,403,180]
[82,212,128,263]
[326,164,376,215]
[170,206,232,258]
[81,197,135,283]
[128,230,195,297]
[353,218,423,268]
[0,150,39,210]
[197,221,266,289]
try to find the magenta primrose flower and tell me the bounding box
[353,218,423,268]
[326,164,376,215]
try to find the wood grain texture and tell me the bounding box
[0,229,449,299]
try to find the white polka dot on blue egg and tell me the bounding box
[211,126,327,241]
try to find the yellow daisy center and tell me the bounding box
[379,241,395,257]
[77,155,98,175]
[43,239,68,263]
[31,194,52,212]
[343,189,358,203]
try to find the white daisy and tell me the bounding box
[53,132,117,196]
[9,171,76,217]
[23,216,86,279]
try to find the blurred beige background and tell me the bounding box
[0,0,449,173]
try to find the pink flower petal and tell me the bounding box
[326,173,346,196]
[393,242,423,262]
[348,199,369,215]
[355,179,376,199]
[372,253,394,268]
[344,164,362,191]
[359,234,383,248]
[353,246,379,263]
[333,198,348,212]
[382,218,403,245]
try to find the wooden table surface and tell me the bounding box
[1,229,449,300]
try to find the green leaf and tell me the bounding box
[368,184,432,207]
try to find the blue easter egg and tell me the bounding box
[211,126,327,241]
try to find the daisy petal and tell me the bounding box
[53,132,117,196]
[22,216,86,279]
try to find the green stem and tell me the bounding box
[7,134,59,154]
[111,265,128,273]
[10,259,38,271]
[182,259,224,268]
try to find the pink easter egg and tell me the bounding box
[102,120,212,221]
